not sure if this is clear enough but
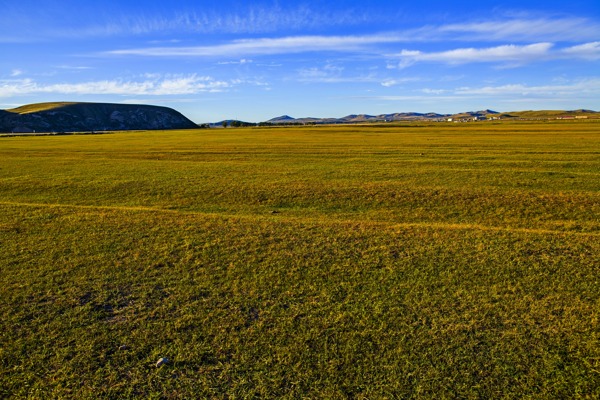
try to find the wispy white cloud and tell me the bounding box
[380,77,422,87]
[10,69,23,77]
[421,88,448,95]
[0,4,374,41]
[351,78,600,104]
[119,98,199,105]
[394,43,554,68]
[455,79,600,96]
[105,27,600,68]
[352,94,468,102]
[437,17,600,42]
[392,42,600,68]
[562,41,600,60]
[297,64,344,82]
[217,59,253,65]
[439,75,466,82]
[55,65,93,71]
[2,5,599,46]
[107,34,404,58]
[160,6,370,34]
[256,62,283,68]
[296,64,381,84]
[0,74,233,97]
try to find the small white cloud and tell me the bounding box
[297,64,345,82]
[381,80,397,87]
[148,39,182,44]
[562,41,600,60]
[56,65,92,71]
[256,62,283,68]
[381,77,421,87]
[153,75,228,95]
[217,59,254,65]
[10,69,23,77]
[399,50,421,57]
[296,64,378,84]
[422,88,447,94]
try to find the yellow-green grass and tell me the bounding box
[498,110,598,119]
[1,120,599,398]
[5,102,79,114]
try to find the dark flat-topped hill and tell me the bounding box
[0,102,198,132]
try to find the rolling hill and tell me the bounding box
[0,102,198,133]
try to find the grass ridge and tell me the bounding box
[2,200,598,237]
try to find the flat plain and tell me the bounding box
[1,120,599,398]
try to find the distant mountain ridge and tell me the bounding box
[0,102,198,133]
[208,108,598,128]
[252,109,596,125]
[258,110,496,125]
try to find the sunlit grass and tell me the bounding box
[5,102,77,114]
[1,120,599,398]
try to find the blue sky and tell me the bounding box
[1,0,599,122]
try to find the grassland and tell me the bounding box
[1,120,599,398]
[498,110,598,119]
[5,102,77,114]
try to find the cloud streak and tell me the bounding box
[296,64,381,84]
[380,78,422,87]
[437,17,600,42]
[0,75,232,97]
[392,42,600,68]
[395,43,554,68]
[562,41,600,60]
[107,34,405,58]
[455,79,600,96]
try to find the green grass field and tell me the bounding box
[1,121,599,398]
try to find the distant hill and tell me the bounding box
[268,115,296,123]
[259,111,483,125]
[497,110,598,119]
[0,102,198,133]
[255,109,597,125]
